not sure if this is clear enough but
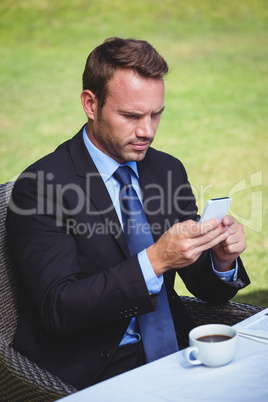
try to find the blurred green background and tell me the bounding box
[0,0,267,306]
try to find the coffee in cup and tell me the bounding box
[185,324,238,367]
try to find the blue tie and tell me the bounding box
[113,166,179,362]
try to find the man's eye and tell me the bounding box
[124,114,140,119]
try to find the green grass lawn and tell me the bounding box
[0,0,267,306]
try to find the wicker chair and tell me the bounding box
[0,181,263,401]
[181,296,263,327]
[0,182,77,401]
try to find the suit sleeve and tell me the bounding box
[6,171,156,339]
[178,250,250,304]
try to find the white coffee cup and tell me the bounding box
[185,324,238,367]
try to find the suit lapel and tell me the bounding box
[69,129,168,253]
[68,128,130,257]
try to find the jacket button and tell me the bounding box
[101,351,110,360]
[133,307,139,315]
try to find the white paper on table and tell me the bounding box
[234,307,268,344]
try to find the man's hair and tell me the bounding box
[82,37,169,110]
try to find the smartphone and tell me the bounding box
[199,197,232,223]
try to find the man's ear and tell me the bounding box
[81,90,97,120]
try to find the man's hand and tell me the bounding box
[211,215,246,272]
[147,219,230,276]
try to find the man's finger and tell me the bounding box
[222,215,235,226]
[198,218,222,236]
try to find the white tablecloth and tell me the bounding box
[60,336,268,402]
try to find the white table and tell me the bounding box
[60,336,268,402]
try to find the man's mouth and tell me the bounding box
[130,142,150,151]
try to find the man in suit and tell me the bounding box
[6,37,250,390]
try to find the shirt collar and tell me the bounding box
[83,125,139,182]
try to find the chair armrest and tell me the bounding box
[0,334,77,402]
[181,296,264,327]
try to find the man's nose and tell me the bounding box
[136,117,154,138]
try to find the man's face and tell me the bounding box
[86,69,165,164]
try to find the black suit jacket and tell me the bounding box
[6,127,250,389]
